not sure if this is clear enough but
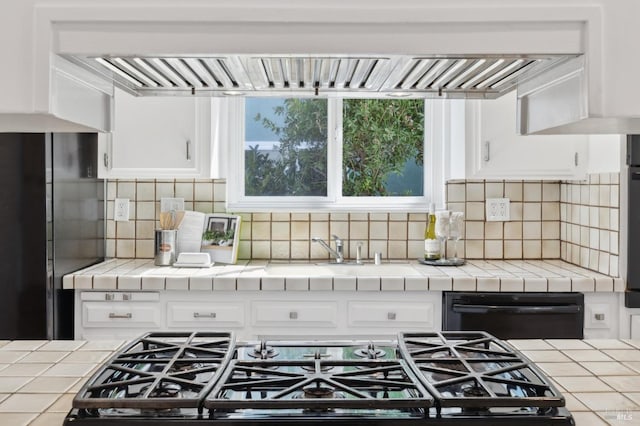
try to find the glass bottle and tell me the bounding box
[424,203,441,260]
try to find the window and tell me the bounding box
[227,97,454,211]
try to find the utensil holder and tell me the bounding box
[154,229,177,266]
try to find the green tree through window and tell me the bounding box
[244,98,424,197]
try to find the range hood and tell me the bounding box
[65,54,578,99]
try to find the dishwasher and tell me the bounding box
[443,292,584,339]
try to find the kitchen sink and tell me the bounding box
[265,262,421,276]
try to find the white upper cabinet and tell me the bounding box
[465,91,588,180]
[99,89,211,179]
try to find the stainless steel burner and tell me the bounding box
[248,341,279,359]
[354,342,387,359]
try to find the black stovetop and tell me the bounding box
[64,331,574,425]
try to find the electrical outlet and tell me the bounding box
[161,197,185,212]
[114,198,130,222]
[486,198,510,221]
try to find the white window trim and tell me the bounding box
[226,97,455,212]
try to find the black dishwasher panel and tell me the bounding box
[443,292,584,339]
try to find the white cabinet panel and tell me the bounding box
[100,88,210,178]
[82,302,161,328]
[167,302,245,328]
[632,315,640,339]
[348,301,435,328]
[252,301,338,328]
[466,91,588,180]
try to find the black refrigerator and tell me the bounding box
[0,133,104,339]
[627,135,640,307]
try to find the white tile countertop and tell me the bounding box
[62,258,624,293]
[0,339,638,425]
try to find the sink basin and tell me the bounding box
[265,263,420,276]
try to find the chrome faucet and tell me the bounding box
[312,234,344,263]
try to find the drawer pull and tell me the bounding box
[193,312,217,319]
[104,293,114,301]
[108,313,132,319]
[289,311,298,320]
[122,293,131,301]
[387,312,397,320]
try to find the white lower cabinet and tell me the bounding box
[348,301,435,329]
[631,315,640,339]
[583,292,622,339]
[75,290,442,340]
[167,302,245,329]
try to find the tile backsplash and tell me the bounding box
[106,173,621,277]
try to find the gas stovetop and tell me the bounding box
[64,331,574,425]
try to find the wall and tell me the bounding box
[105,174,621,277]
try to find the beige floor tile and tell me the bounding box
[17,376,79,394]
[79,340,125,351]
[0,352,28,363]
[0,377,33,393]
[0,393,58,412]
[570,411,608,426]
[0,342,8,349]
[585,339,634,350]
[0,364,6,372]
[602,350,640,362]
[573,392,639,411]
[507,340,554,350]
[38,341,86,352]
[564,393,590,411]
[627,393,640,405]
[29,412,68,426]
[42,363,95,377]
[0,341,46,351]
[596,410,640,425]
[521,350,572,362]
[625,362,640,373]
[622,340,640,349]
[553,376,613,392]
[547,339,593,350]
[562,350,614,362]
[0,363,52,377]
[582,361,637,376]
[17,351,69,364]
[599,376,640,392]
[48,393,74,412]
[536,362,592,377]
[0,413,36,426]
[62,351,111,364]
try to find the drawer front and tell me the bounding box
[82,302,161,328]
[252,301,338,328]
[167,302,245,328]
[80,291,160,302]
[348,301,434,328]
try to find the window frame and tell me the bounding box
[226,97,452,212]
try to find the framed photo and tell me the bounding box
[200,214,241,264]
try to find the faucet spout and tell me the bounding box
[311,235,344,263]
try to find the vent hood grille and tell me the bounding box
[67,54,578,98]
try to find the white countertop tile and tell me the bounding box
[63,259,620,293]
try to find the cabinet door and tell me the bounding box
[347,301,435,328]
[466,91,587,180]
[251,301,338,328]
[167,302,245,329]
[100,88,210,178]
[632,315,640,339]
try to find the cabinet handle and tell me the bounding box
[289,311,298,320]
[387,312,397,320]
[103,153,109,168]
[186,140,191,161]
[193,312,216,319]
[108,313,132,319]
[104,293,114,301]
[483,141,490,162]
[122,293,131,301]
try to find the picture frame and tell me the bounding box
[200,214,241,264]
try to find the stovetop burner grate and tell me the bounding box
[72,331,235,410]
[204,358,434,411]
[398,332,566,409]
